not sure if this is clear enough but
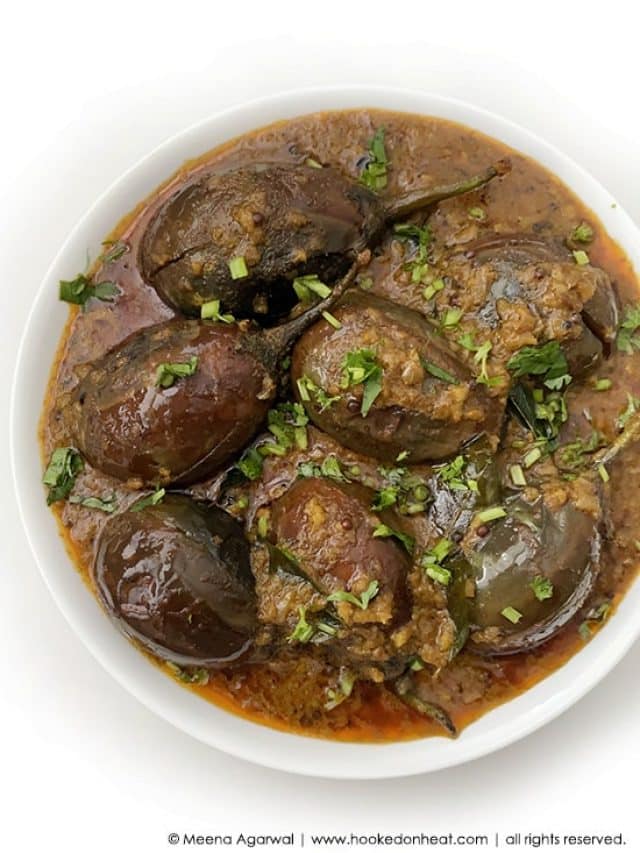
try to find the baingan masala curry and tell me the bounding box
[40,109,640,741]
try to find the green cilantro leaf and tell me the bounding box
[236,446,264,480]
[341,349,383,417]
[372,523,415,553]
[42,447,84,505]
[570,222,594,244]
[201,299,235,323]
[130,488,166,512]
[360,127,388,191]
[69,494,117,513]
[156,356,198,388]
[617,303,640,354]
[327,580,380,610]
[59,274,119,308]
[288,606,315,643]
[507,341,571,388]
[530,575,554,601]
[420,357,459,385]
[293,275,332,302]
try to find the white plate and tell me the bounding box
[10,85,640,779]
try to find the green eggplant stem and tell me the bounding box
[384,159,511,222]
[595,410,640,468]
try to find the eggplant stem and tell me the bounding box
[594,410,640,468]
[259,260,359,360]
[384,159,511,222]
[392,677,457,737]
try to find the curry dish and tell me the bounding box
[41,109,640,741]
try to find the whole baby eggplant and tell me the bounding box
[94,495,258,667]
[67,267,356,487]
[449,235,619,376]
[431,409,640,657]
[462,489,600,655]
[140,160,507,317]
[270,476,411,624]
[291,290,503,463]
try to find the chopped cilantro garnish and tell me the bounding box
[508,343,571,441]
[394,222,433,284]
[296,375,340,412]
[256,513,269,539]
[166,662,209,685]
[201,299,234,323]
[327,580,380,610]
[130,488,165,512]
[325,669,356,711]
[423,277,445,301]
[297,455,347,482]
[288,607,315,643]
[593,378,612,391]
[556,431,604,472]
[42,447,84,505]
[476,506,506,524]
[236,446,263,480]
[434,455,477,492]
[425,564,452,586]
[69,493,117,513]
[155,356,198,389]
[421,538,454,586]
[322,310,342,329]
[468,206,486,221]
[293,274,332,302]
[441,308,463,328]
[375,465,430,516]
[228,256,249,279]
[509,464,526,487]
[501,606,523,624]
[341,349,383,416]
[360,127,388,191]
[523,446,542,468]
[372,523,414,553]
[617,303,640,354]
[579,600,612,640]
[530,575,553,601]
[59,274,119,308]
[371,485,399,510]
[263,402,309,455]
[570,222,594,244]
[507,341,571,389]
[99,241,129,264]
[458,333,501,387]
[420,357,459,385]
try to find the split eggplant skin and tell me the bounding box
[463,495,600,655]
[68,320,273,487]
[140,163,382,317]
[457,236,619,375]
[270,477,411,622]
[291,290,503,463]
[93,495,258,667]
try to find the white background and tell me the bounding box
[1,2,639,851]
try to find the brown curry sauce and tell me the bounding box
[41,109,640,741]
